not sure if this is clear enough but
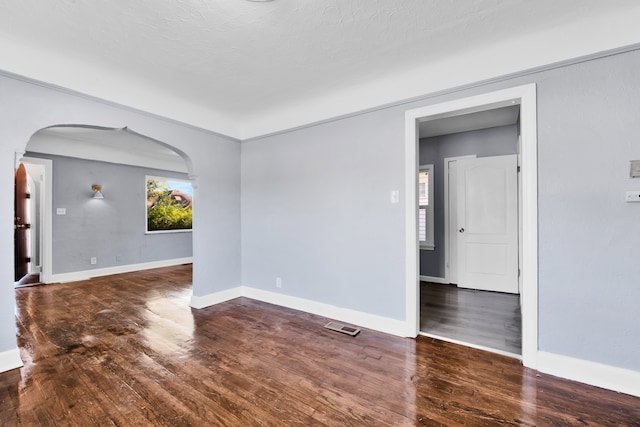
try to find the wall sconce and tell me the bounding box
[91,184,104,199]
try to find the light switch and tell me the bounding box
[56,208,66,215]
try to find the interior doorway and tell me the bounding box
[14,125,194,285]
[417,108,521,356]
[14,163,30,282]
[405,84,539,369]
[14,158,51,286]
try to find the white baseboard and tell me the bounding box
[187,286,640,398]
[419,275,447,284]
[190,287,243,309]
[47,257,193,283]
[538,351,640,397]
[0,348,23,373]
[419,331,521,360]
[191,286,408,337]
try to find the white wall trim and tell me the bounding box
[20,156,53,283]
[419,275,447,284]
[405,84,538,369]
[191,286,407,337]
[189,286,640,398]
[47,257,193,283]
[190,286,243,309]
[538,351,640,398]
[0,348,23,374]
[420,331,521,360]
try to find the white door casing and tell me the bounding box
[404,83,538,368]
[456,155,519,294]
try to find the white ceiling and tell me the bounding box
[2,1,640,139]
[419,105,520,138]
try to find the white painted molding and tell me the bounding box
[191,286,408,338]
[187,286,640,398]
[47,257,193,283]
[20,157,53,283]
[420,332,521,360]
[190,287,243,309]
[538,351,640,398]
[405,84,539,369]
[0,348,23,374]
[419,275,447,284]
[244,287,408,337]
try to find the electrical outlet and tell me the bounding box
[276,277,282,288]
[115,255,122,262]
[625,191,640,202]
[90,257,97,265]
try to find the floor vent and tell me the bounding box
[324,322,361,336]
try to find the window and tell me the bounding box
[146,176,193,233]
[418,164,434,250]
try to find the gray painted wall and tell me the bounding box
[242,111,405,318]
[0,74,241,354]
[418,125,518,278]
[242,47,640,372]
[25,153,192,274]
[2,46,640,375]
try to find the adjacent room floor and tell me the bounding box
[2,265,639,426]
[420,282,522,355]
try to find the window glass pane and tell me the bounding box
[419,208,427,241]
[418,164,434,249]
[418,171,429,206]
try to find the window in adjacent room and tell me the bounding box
[146,176,193,233]
[418,164,434,250]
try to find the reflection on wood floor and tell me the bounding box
[420,282,522,355]
[3,265,640,425]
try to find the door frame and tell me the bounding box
[404,84,538,369]
[19,156,53,284]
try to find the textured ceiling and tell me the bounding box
[2,1,640,139]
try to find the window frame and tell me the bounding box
[418,164,435,250]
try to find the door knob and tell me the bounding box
[458,227,465,233]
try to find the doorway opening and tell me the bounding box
[419,119,521,356]
[14,125,195,286]
[14,158,51,287]
[405,84,538,369]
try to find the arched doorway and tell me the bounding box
[17,125,196,285]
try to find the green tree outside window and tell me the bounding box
[146,178,192,231]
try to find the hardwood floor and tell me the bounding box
[2,265,640,426]
[420,282,521,355]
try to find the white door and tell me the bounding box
[444,155,476,285]
[457,154,518,293]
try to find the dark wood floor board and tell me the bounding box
[421,282,522,354]
[3,264,640,426]
[189,303,413,425]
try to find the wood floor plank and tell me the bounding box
[1,264,639,426]
[420,282,522,354]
